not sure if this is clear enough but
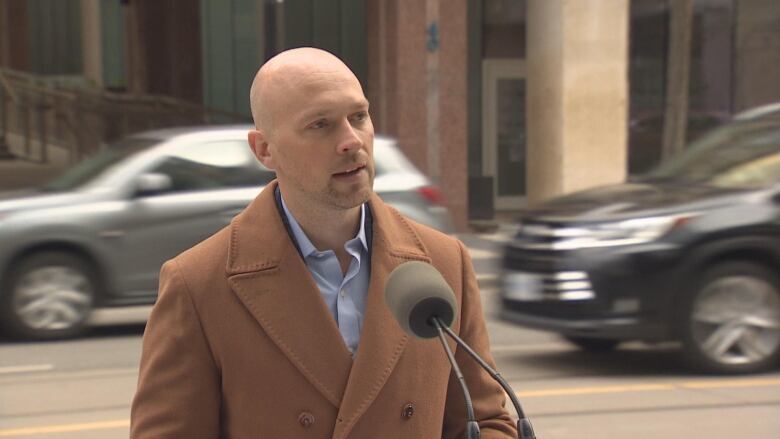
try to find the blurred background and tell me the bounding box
[1,0,780,438]
[1,0,777,226]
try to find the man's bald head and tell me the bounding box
[249,48,363,133]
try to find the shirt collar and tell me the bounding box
[279,194,368,258]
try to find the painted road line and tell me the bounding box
[466,247,499,260]
[0,364,53,375]
[479,233,514,243]
[0,367,139,387]
[680,378,780,389]
[88,306,152,325]
[515,377,780,399]
[476,273,498,282]
[491,343,568,353]
[0,420,129,437]
[3,378,779,436]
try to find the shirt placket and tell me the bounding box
[339,242,363,353]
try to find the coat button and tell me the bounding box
[298,412,315,428]
[402,403,415,419]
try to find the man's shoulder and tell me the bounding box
[405,216,457,248]
[379,204,461,258]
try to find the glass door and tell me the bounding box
[482,59,526,209]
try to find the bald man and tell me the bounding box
[131,48,516,438]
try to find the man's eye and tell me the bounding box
[352,112,368,122]
[309,120,328,129]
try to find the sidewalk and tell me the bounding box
[0,158,67,190]
[0,139,71,191]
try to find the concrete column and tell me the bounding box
[366,0,468,230]
[527,0,628,205]
[81,0,103,86]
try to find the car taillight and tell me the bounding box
[417,186,445,205]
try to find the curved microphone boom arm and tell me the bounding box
[437,322,537,439]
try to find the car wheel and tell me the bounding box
[680,261,780,374]
[563,336,620,353]
[0,251,97,340]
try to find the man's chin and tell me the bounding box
[328,186,373,210]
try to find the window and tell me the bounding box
[150,140,275,193]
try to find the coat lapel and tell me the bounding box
[227,182,353,407]
[333,193,431,439]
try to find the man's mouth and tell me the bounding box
[333,165,366,177]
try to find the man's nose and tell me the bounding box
[336,120,364,154]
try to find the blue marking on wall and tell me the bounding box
[427,21,440,53]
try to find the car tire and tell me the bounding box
[679,261,780,374]
[0,251,97,340]
[563,336,620,353]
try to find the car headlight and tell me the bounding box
[535,214,696,250]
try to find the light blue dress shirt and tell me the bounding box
[280,196,370,355]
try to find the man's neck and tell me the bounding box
[282,194,362,254]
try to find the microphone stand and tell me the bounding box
[438,322,537,439]
[432,317,481,439]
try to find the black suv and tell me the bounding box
[500,103,780,374]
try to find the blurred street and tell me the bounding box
[1,232,778,439]
[2,0,780,437]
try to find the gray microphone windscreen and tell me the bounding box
[385,261,457,339]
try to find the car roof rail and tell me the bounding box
[733,102,780,121]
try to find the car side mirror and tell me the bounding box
[135,173,172,197]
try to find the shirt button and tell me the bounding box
[298,412,315,428]
[340,289,346,298]
[402,403,415,419]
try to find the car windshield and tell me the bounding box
[643,119,780,189]
[41,138,158,192]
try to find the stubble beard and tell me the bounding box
[325,169,374,210]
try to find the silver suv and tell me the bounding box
[0,126,452,339]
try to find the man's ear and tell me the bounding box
[248,130,276,170]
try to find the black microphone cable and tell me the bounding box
[432,317,481,439]
[439,323,536,439]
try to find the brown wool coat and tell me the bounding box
[130,182,516,438]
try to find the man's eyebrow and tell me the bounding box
[299,109,329,121]
[298,101,369,122]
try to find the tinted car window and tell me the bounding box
[42,138,157,192]
[151,140,275,192]
[646,121,780,189]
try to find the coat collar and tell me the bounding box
[227,181,431,436]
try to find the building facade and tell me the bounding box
[1,0,779,230]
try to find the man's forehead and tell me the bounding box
[291,90,367,119]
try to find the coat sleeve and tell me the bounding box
[441,240,517,439]
[130,260,221,438]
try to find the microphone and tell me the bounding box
[386,261,480,439]
[385,261,537,439]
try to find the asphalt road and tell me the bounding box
[1,231,779,438]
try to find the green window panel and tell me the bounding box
[27,0,83,75]
[201,0,259,116]
[283,0,366,86]
[200,0,366,116]
[100,0,126,89]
